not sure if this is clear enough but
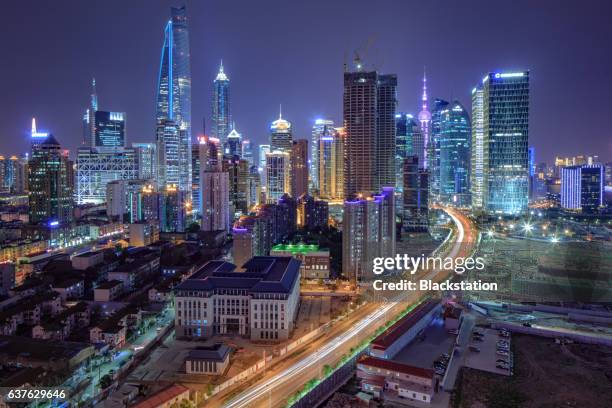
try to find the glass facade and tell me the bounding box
[430,98,449,200]
[212,62,231,147]
[439,101,471,205]
[94,110,125,150]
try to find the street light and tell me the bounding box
[523,223,533,233]
[550,236,559,243]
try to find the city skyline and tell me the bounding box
[2,0,611,164]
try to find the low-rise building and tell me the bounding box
[130,384,191,408]
[357,355,435,403]
[174,256,301,342]
[94,280,124,302]
[270,243,330,280]
[51,278,85,300]
[185,343,231,375]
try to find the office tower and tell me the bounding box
[258,144,271,188]
[199,137,230,232]
[291,139,308,198]
[270,110,293,152]
[418,73,432,169]
[343,60,397,198]
[311,119,335,193]
[430,98,450,200]
[212,61,231,146]
[156,119,190,191]
[94,111,125,150]
[265,151,291,203]
[296,194,329,230]
[76,147,138,204]
[528,147,536,201]
[30,117,49,152]
[0,156,7,193]
[222,155,249,217]
[156,6,192,195]
[247,165,261,208]
[226,128,242,157]
[439,101,471,205]
[472,71,529,214]
[132,143,157,180]
[318,128,343,200]
[28,134,73,225]
[106,179,153,222]
[560,164,604,213]
[278,194,298,236]
[159,185,187,232]
[403,156,429,231]
[342,188,395,282]
[191,143,202,215]
[1,156,26,194]
[83,78,98,146]
[242,139,254,166]
[470,87,485,209]
[394,113,421,196]
[605,162,612,186]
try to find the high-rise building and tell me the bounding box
[76,147,138,204]
[247,165,261,208]
[472,71,529,214]
[430,98,450,200]
[106,179,154,222]
[394,113,421,200]
[82,78,98,146]
[132,143,157,180]
[28,134,73,225]
[211,61,231,147]
[258,144,271,188]
[318,128,344,200]
[94,111,125,150]
[343,61,397,198]
[296,194,329,230]
[242,139,254,166]
[223,155,249,217]
[156,6,192,196]
[291,139,308,198]
[156,119,190,191]
[159,185,187,233]
[226,128,242,157]
[470,87,485,210]
[439,101,471,205]
[418,73,432,170]
[198,136,230,232]
[342,188,395,282]
[265,151,291,203]
[1,155,27,194]
[270,110,293,153]
[403,156,429,231]
[560,164,604,213]
[311,119,334,194]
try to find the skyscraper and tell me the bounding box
[198,137,230,232]
[418,72,432,170]
[82,78,98,146]
[94,111,126,150]
[472,71,530,214]
[403,156,429,231]
[156,6,192,196]
[265,151,291,203]
[395,113,421,199]
[226,128,242,157]
[223,155,249,217]
[28,134,73,225]
[211,61,231,147]
[470,87,485,209]
[310,119,334,194]
[270,110,293,153]
[342,188,395,283]
[318,128,344,200]
[430,98,450,200]
[560,164,604,213]
[343,61,397,198]
[258,144,270,188]
[439,101,471,205]
[290,139,308,198]
[159,185,187,233]
[242,139,254,166]
[132,143,157,180]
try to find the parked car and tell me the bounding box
[497,350,509,356]
[469,345,481,352]
[448,329,459,335]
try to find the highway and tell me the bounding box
[207,207,479,408]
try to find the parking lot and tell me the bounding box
[463,328,512,376]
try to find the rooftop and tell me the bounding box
[130,384,190,408]
[186,343,230,362]
[358,355,434,380]
[271,243,329,254]
[176,256,301,294]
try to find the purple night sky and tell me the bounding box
[2,0,611,164]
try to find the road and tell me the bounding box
[207,207,478,408]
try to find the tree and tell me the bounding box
[99,374,112,389]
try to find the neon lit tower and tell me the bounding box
[212,61,231,148]
[418,70,431,170]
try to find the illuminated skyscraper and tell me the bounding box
[226,128,242,157]
[82,78,98,146]
[159,185,187,232]
[270,109,293,153]
[290,139,308,198]
[132,143,157,180]
[473,71,529,214]
[403,156,429,231]
[265,151,291,203]
[198,137,229,232]
[258,144,270,188]
[155,5,192,195]
[439,101,471,205]
[242,139,254,166]
[418,72,432,170]
[212,61,231,147]
[318,129,344,200]
[94,110,125,150]
[430,98,450,200]
[395,113,421,197]
[560,164,604,213]
[310,119,334,194]
[470,87,485,209]
[223,155,249,217]
[28,133,73,225]
[343,60,397,198]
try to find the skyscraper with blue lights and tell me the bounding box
[472,71,529,215]
[439,101,471,205]
[212,61,231,147]
[156,5,192,195]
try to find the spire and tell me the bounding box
[421,68,429,111]
[90,77,98,112]
[279,104,282,120]
[215,60,228,81]
[31,117,37,135]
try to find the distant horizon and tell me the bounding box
[2,0,611,164]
